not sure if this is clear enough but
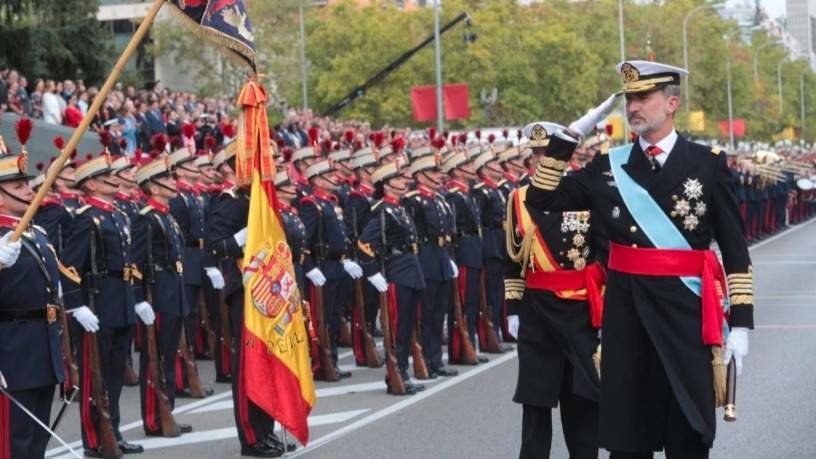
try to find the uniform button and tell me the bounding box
[631,244,638,248]
[630,226,638,233]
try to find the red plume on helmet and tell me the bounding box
[150,134,168,155]
[169,135,183,150]
[182,122,196,138]
[487,134,496,144]
[332,142,341,152]
[119,138,128,150]
[322,138,332,153]
[344,129,355,143]
[15,117,33,149]
[373,131,385,148]
[222,124,235,139]
[451,135,458,147]
[517,129,523,139]
[205,134,217,151]
[53,136,66,151]
[458,133,468,145]
[432,137,446,150]
[308,127,319,146]
[502,129,509,139]
[443,131,450,140]
[428,128,436,142]
[605,123,614,136]
[390,129,398,139]
[282,147,294,162]
[391,137,406,152]
[474,130,481,140]
[98,130,112,150]
[35,162,45,172]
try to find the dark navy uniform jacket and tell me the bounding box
[115,191,142,228]
[280,203,307,293]
[206,187,249,300]
[343,186,374,242]
[445,180,484,269]
[132,199,188,317]
[472,178,507,260]
[0,219,65,391]
[33,197,73,254]
[170,183,206,287]
[300,189,349,281]
[61,197,137,328]
[358,196,425,291]
[401,186,455,282]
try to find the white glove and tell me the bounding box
[135,301,156,325]
[342,259,363,279]
[0,370,6,389]
[204,267,225,289]
[723,327,749,376]
[305,267,326,287]
[449,260,459,279]
[233,227,248,247]
[0,232,22,268]
[71,306,100,333]
[507,315,519,339]
[367,273,388,293]
[568,93,619,138]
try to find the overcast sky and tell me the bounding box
[759,0,785,20]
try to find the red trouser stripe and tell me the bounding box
[388,284,398,349]
[81,334,98,449]
[1,394,10,459]
[237,328,257,446]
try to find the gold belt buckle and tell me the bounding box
[46,305,58,325]
[199,238,204,249]
[176,261,184,274]
[412,243,418,254]
[122,266,131,282]
[437,236,444,247]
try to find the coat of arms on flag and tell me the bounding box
[243,241,302,334]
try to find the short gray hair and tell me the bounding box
[662,84,681,98]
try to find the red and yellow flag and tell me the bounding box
[238,80,316,445]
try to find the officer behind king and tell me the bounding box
[0,147,65,458]
[525,61,753,459]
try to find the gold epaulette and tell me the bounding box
[139,206,153,216]
[76,204,92,215]
[712,147,722,156]
[58,261,82,285]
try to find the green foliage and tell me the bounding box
[0,0,111,84]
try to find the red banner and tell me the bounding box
[718,119,745,138]
[411,84,470,122]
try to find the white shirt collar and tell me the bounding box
[638,129,678,166]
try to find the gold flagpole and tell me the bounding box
[10,0,165,241]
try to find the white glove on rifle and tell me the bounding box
[0,370,6,389]
[723,327,749,376]
[233,227,248,247]
[342,259,363,279]
[305,268,326,287]
[135,301,156,325]
[204,267,225,289]
[368,273,388,293]
[568,93,620,138]
[70,306,100,333]
[449,260,459,279]
[0,232,22,268]
[507,315,519,340]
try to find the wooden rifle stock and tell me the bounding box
[339,316,353,347]
[198,290,217,356]
[178,331,207,398]
[86,330,123,458]
[724,358,737,422]
[478,272,505,354]
[58,305,79,397]
[314,285,338,381]
[302,300,320,372]
[144,289,181,437]
[410,324,429,380]
[451,280,478,365]
[355,279,383,368]
[378,290,405,395]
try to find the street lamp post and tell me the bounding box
[754,41,779,86]
[433,0,444,134]
[800,69,808,138]
[682,3,723,111]
[299,2,308,111]
[778,57,787,114]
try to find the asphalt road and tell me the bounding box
[45,218,816,458]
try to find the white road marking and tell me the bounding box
[748,218,816,252]
[287,350,518,457]
[50,410,370,459]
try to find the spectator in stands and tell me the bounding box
[42,80,62,125]
[4,81,23,115]
[63,94,83,128]
[120,99,139,156]
[30,78,44,119]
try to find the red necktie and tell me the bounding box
[646,145,663,157]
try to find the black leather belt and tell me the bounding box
[153,261,184,274]
[186,239,205,249]
[0,305,59,324]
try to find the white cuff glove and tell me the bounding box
[449,260,459,279]
[568,93,619,138]
[342,259,363,279]
[367,273,388,293]
[135,301,156,325]
[233,227,248,247]
[305,267,326,287]
[0,370,6,389]
[71,306,100,333]
[0,232,22,268]
[723,327,749,376]
[204,267,225,289]
[507,315,519,339]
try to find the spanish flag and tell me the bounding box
[238,80,316,445]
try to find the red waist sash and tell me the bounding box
[607,242,726,346]
[525,261,606,328]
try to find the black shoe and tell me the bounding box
[199,387,215,397]
[266,432,297,452]
[196,352,213,361]
[385,376,417,395]
[240,443,283,458]
[176,389,194,399]
[433,366,459,377]
[118,441,144,454]
[336,368,352,379]
[404,380,425,393]
[371,328,384,338]
[216,375,232,383]
[418,371,438,380]
[84,448,103,458]
[477,355,489,363]
[177,423,193,434]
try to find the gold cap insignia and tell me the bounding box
[621,63,640,84]
[17,154,28,175]
[531,124,549,142]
